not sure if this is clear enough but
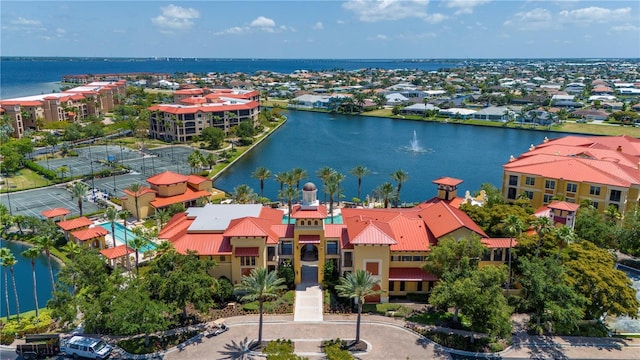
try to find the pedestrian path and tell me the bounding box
[294,284,323,322]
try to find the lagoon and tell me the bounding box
[214,111,558,202]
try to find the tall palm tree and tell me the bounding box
[236,268,287,347]
[22,246,41,318]
[279,186,300,225]
[187,150,204,174]
[126,183,143,221]
[155,208,170,230]
[232,184,257,204]
[290,167,308,190]
[275,171,289,199]
[316,166,335,203]
[104,207,118,248]
[205,152,218,170]
[252,166,272,198]
[554,225,575,260]
[130,228,152,275]
[390,169,408,207]
[70,182,89,216]
[502,214,524,290]
[34,236,56,290]
[154,240,174,256]
[61,241,81,260]
[1,250,20,324]
[335,270,383,345]
[376,182,395,208]
[533,216,553,258]
[332,172,346,207]
[350,165,371,202]
[1,248,13,321]
[119,210,132,269]
[324,175,340,224]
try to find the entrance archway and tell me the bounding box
[300,244,318,262]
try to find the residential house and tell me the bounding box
[472,106,515,122]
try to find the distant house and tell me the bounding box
[518,110,558,125]
[570,109,609,121]
[472,106,515,122]
[553,100,584,109]
[385,93,409,105]
[438,108,476,119]
[401,103,440,115]
[290,94,333,109]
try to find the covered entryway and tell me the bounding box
[300,244,318,261]
[300,263,318,285]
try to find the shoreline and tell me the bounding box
[1,237,66,268]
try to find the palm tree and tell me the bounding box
[390,169,408,207]
[1,248,13,321]
[232,184,257,204]
[205,152,218,170]
[279,186,300,225]
[61,241,81,259]
[316,166,335,203]
[376,182,395,208]
[350,165,370,202]
[335,270,383,345]
[187,150,204,174]
[554,225,575,260]
[332,172,346,207]
[70,182,89,216]
[236,268,287,347]
[155,208,170,230]
[275,171,289,198]
[34,236,56,290]
[119,210,132,269]
[324,175,340,224]
[1,250,20,324]
[290,167,307,190]
[56,165,69,179]
[154,240,174,256]
[126,183,143,221]
[22,246,41,318]
[252,166,272,198]
[502,214,524,290]
[533,216,553,258]
[104,207,118,247]
[130,228,152,275]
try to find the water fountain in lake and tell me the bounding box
[403,130,432,153]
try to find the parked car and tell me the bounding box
[60,336,112,359]
[205,319,229,338]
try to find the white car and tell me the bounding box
[60,336,112,359]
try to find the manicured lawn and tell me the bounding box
[2,169,50,191]
[407,311,472,330]
[556,122,640,137]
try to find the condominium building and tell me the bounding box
[0,80,126,138]
[148,89,260,143]
[502,135,640,215]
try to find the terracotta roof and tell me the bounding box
[547,201,580,212]
[187,174,209,185]
[432,177,463,187]
[234,247,259,256]
[419,202,488,239]
[148,101,259,115]
[123,186,156,197]
[271,224,294,238]
[482,238,517,248]
[41,208,71,218]
[223,217,279,244]
[172,233,231,256]
[150,187,212,208]
[72,226,109,241]
[146,171,189,186]
[57,217,93,231]
[325,224,346,238]
[290,204,328,219]
[100,245,133,259]
[158,212,192,240]
[388,268,438,281]
[349,221,397,245]
[299,235,321,244]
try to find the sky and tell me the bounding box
[1,0,639,59]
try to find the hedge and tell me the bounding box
[24,160,57,180]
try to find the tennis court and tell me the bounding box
[0,185,100,218]
[36,156,110,177]
[91,174,149,198]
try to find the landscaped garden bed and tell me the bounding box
[117,330,199,354]
[412,327,507,353]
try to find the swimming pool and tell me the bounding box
[98,222,157,253]
[282,214,343,224]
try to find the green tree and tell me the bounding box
[0,249,19,323]
[201,126,225,149]
[56,165,69,179]
[324,174,340,224]
[126,183,143,221]
[155,208,171,230]
[335,270,383,345]
[375,182,395,208]
[275,171,289,195]
[187,150,204,173]
[423,236,486,280]
[70,182,89,216]
[119,210,132,269]
[236,268,287,346]
[34,235,56,290]
[617,208,640,256]
[574,202,616,248]
[390,169,408,207]
[252,166,272,198]
[316,166,335,203]
[61,241,81,259]
[291,167,308,190]
[232,184,257,204]
[22,246,42,318]
[350,165,370,202]
[532,216,553,258]
[130,227,153,275]
[502,214,524,289]
[104,207,118,247]
[279,186,300,225]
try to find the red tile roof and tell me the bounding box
[57,217,93,231]
[147,171,189,185]
[271,224,294,238]
[123,186,156,197]
[100,245,134,259]
[348,221,397,245]
[158,212,192,240]
[290,204,328,219]
[234,247,259,256]
[187,174,209,185]
[150,187,212,208]
[547,201,580,212]
[72,226,109,241]
[482,238,517,248]
[41,207,71,218]
[419,202,488,239]
[432,177,463,187]
[388,268,438,281]
[224,217,280,244]
[172,233,231,256]
[299,235,321,244]
[325,224,346,238]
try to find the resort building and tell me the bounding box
[0,80,126,138]
[502,135,640,215]
[120,171,225,220]
[56,216,109,249]
[158,178,513,303]
[147,89,260,142]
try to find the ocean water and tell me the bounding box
[1,58,457,99]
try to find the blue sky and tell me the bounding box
[2,1,639,58]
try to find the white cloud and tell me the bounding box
[11,17,42,26]
[215,16,288,35]
[373,34,389,40]
[611,24,640,32]
[558,6,631,24]
[425,13,448,24]
[446,0,492,15]
[312,21,324,30]
[343,0,430,22]
[251,16,276,28]
[152,4,200,31]
[55,28,66,38]
[504,8,553,31]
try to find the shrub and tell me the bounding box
[0,310,55,344]
[243,302,259,312]
[24,160,57,180]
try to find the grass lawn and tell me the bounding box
[3,169,50,191]
[556,122,640,137]
[1,308,49,322]
[407,311,472,330]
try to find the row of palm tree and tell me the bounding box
[187,149,218,173]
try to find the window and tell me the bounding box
[543,194,554,203]
[610,189,622,202]
[507,187,517,200]
[391,255,401,261]
[343,252,353,267]
[219,256,226,262]
[509,175,518,186]
[365,261,379,276]
[281,242,293,255]
[566,183,577,193]
[399,281,406,291]
[389,281,394,291]
[240,256,256,266]
[412,256,423,262]
[524,191,533,199]
[592,201,599,210]
[545,180,555,190]
[590,186,601,196]
[327,241,338,255]
[493,248,504,261]
[525,177,536,186]
[401,256,412,262]
[417,281,423,292]
[482,250,491,261]
[267,247,276,260]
